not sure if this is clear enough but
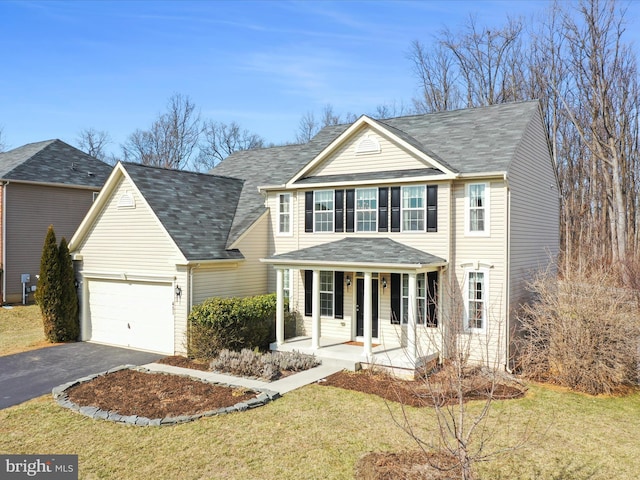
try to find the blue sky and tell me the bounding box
[0,0,636,157]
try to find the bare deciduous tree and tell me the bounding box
[196,120,265,171]
[122,93,201,170]
[76,128,112,162]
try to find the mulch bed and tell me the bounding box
[355,451,462,480]
[320,369,526,407]
[65,369,256,418]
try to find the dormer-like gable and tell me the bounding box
[287,115,457,188]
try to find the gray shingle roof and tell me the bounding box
[294,167,442,185]
[379,101,539,173]
[122,163,245,261]
[0,139,111,187]
[212,124,349,247]
[266,237,446,268]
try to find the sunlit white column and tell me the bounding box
[311,269,320,349]
[275,268,285,346]
[407,272,417,360]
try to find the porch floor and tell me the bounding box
[271,336,439,375]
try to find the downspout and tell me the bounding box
[504,173,513,373]
[1,181,7,305]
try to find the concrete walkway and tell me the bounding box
[144,362,344,394]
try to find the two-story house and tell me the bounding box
[70,101,558,373]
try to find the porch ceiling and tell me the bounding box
[263,237,447,270]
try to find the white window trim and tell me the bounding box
[313,190,334,233]
[283,268,292,306]
[465,182,490,236]
[401,185,426,233]
[463,267,489,333]
[277,193,293,236]
[319,270,334,318]
[400,273,427,325]
[355,187,378,232]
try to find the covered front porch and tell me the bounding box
[271,336,440,376]
[263,238,448,375]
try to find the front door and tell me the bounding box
[356,278,379,337]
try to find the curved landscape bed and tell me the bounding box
[52,365,280,426]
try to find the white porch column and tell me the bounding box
[275,268,285,346]
[407,272,417,360]
[311,269,320,349]
[363,271,373,357]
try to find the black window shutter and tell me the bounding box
[427,185,438,232]
[334,271,344,319]
[427,271,438,327]
[390,273,401,324]
[378,187,388,232]
[304,270,313,317]
[305,191,314,233]
[390,186,401,232]
[335,190,344,233]
[345,189,355,233]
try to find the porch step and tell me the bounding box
[316,356,361,371]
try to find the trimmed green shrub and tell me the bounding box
[35,226,61,342]
[57,238,79,341]
[188,294,277,359]
[34,226,79,342]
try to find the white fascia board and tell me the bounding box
[176,258,244,267]
[0,178,102,190]
[457,171,507,179]
[261,257,448,272]
[69,162,124,251]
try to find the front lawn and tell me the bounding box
[0,304,47,356]
[2,382,640,479]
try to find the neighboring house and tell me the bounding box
[0,140,111,304]
[70,101,559,373]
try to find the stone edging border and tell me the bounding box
[51,364,281,426]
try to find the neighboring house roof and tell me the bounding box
[265,238,447,269]
[214,101,541,246]
[120,163,245,261]
[0,139,111,187]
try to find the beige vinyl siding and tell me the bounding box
[310,127,435,177]
[173,266,190,354]
[451,179,508,366]
[192,215,270,305]
[508,111,560,307]
[5,183,97,303]
[75,176,183,274]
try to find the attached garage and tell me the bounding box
[85,279,175,354]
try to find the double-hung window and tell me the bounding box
[466,269,487,331]
[314,191,334,232]
[283,269,291,304]
[356,187,377,232]
[466,183,489,235]
[278,193,292,235]
[402,185,425,231]
[319,271,334,317]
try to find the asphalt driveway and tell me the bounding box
[0,342,163,410]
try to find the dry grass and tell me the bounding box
[1,382,640,479]
[0,304,51,356]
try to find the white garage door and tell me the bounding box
[86,279,175,354]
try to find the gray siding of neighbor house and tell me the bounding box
[507,109,560,308]
[5,182,98,303]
